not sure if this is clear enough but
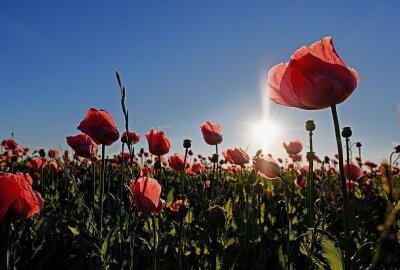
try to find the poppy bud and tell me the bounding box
[140,148,145,154]
[394,145,400,153]
[39,149,46,158]
[183,139,191,149]
[356,142,362,148]
[305,120,315,132]
[324,156,330,163]
[211,154,218,163]
[341,126,352,138]
[207,205,226,229]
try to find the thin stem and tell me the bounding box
[40,157,44,193]
[280,176,291,270]
[331,105,351,270]
[100,144,106,241]
[179,148,189,269]
[3,222,10,270]
[345,138,354,209]
[181,148,188,200]
[211,144,219,201]
[152,215,157,270]
[91,157,96,210]
[119,142,125,258]
[308,131,314,227]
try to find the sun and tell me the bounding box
[251,119,281,152]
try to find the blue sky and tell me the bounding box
[1,1,399,163]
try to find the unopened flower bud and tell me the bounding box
[211,154,218,163]
[39,149,46,158]
[183,139,191,149]
[394,145,400,153]
[305,120,315,132]
[356,142,362,148]
[341,126,352,138]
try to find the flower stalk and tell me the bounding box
[331,105,351,269]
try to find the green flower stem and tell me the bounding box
[331,105,351,270]
[307,132,314,227]
[280,176,291,270]
[3,222,10,270]
[100,143,106,241]
[91,157,96,211]
[119,142,125,258]
[152,215,157,270]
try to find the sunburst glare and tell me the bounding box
[251,119,281,153]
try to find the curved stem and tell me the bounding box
[331,105,351,270]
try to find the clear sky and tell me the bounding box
[1,0,399,163]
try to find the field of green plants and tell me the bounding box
[1,37,399,270]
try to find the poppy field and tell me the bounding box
[1,37,400,270]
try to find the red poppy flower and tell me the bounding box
[48,149,60,159]
[121,131,141,145]
[294,175,306,190]
[27,158,47,171]
[1,139,18,151]
[254,155,281,179]
[66,134,98,159]
[129,177,165,215]
[267,37,359,110]
[169,199,187,212]
[49,161,62,172]
[145,128,171,156]
[283,140,303,155]
[186,162,206,175]
[344,163,364,180]
[200,121,223,145]
[222,148,249,166]
[168,153,185,172]
[0,172,44,223]
[346,180,359,192]
[77,108,119,146]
